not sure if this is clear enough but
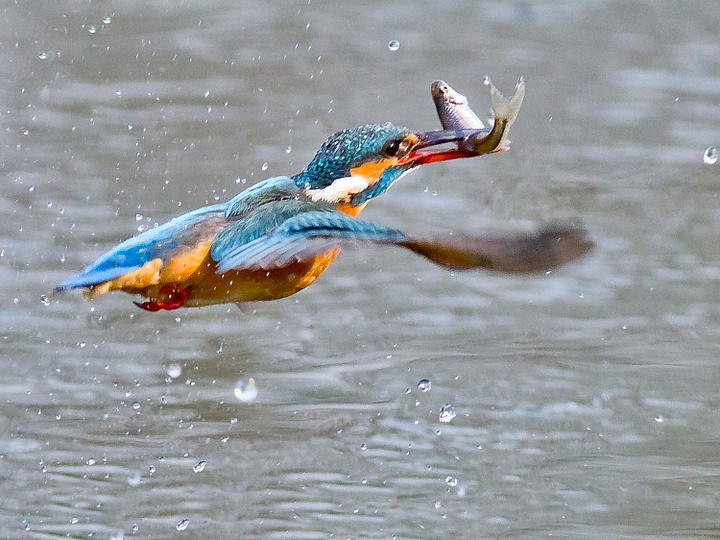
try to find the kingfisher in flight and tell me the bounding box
[56,83,593,311]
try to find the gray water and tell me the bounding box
[3,1,720,538]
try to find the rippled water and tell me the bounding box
[3,1,720,538]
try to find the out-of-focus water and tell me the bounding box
[2,1,720,538]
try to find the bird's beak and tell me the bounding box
[403,128,491,166]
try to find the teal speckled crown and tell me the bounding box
[293,123,410,189]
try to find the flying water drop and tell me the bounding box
[192,460,207,473]
[165,363,182,378]
[176,519,189,531]
[233,378,258,402]
[703,146,718,165]
[445,475,458,487]
[438,404,456,423]
[388,40,400,52]
[417,379,432,392]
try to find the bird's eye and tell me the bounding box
[382,139,402,157]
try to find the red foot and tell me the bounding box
[134,284,190,312]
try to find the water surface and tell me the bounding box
[2,1,720,538]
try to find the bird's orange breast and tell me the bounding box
[86,240,341,308]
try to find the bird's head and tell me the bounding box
[292,123,477,214]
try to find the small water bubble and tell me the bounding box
[438,404,456,423]
[655,414,664,423]
[261,161,269,171]
[135,213,143,221]
[86,458,96,466]
[70,517,79,524]
[417,379,431,392]
[176,519,189,531]
[132,401,140,410]
[87,25,97,34]
[131,523,139,532]
[483,76,491,86]
[360,443,367,451]
[165,363,182,378]
[387,39,400,51]
[127,472,141,486]
[445,475,458,487]
[38,51,48,60]
[148,465,156,475]
[40,294,50,306]
[285,145,292,153]
[703,146,718,165]
[233,378,258,402]
[102,16,112,24]
[192,460,207,473]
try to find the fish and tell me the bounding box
[431,77,525,155]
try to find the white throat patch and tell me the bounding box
[306,175,370,203]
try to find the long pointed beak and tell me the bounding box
[403,128,491,166]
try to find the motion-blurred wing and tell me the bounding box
[400,224,594,273]
[214,210,405,273]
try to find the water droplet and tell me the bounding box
[445,475,458,487]
[176,519,189,531]
[131,523,139,532]
[387,40,400,51]
[417,379,431,392]
[360,443,367,451]
[434,501,442,509]
[132,401,140,410]
[261,161,269,171]
[438,404,456,423]
[285,146,292,153]
[40,294,50,306]
[192,460,207,473]
[87,25,97,34]
[127,472,141,486]
[655,414,664,423]
[483,76,491,86]
[233,378,258,402]
[86,458,96,466]
[703,146,718,165]
[102,16,112,24]
[38,51,48,60]
[70,517,79,524]
[165,363,182,378]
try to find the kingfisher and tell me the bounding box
[56,122,593,311]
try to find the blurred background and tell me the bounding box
[2,1,720,538]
